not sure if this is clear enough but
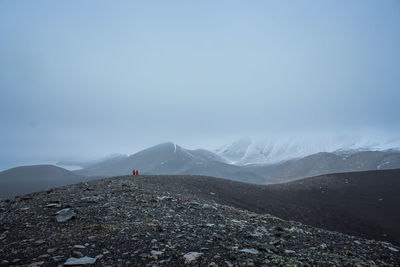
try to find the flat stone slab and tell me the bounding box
[64,256,96,265]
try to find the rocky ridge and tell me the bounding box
[1,175,399,266]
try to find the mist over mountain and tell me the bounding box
[74,142,263,183]
[56,154,128,169]
[249,150,400,183]
[3,141,399,199]
[216,136,400,165]
[70,142,400,184]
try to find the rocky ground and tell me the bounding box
[1,175,399,266]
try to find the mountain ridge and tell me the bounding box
[74,142,264,183]
[216,138,400,165]
[73,142,400,184]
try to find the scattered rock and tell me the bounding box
[72,250,84,258]
[27,261,44,267]
[184,252,203,263]
[157,196,173,201]
[239,248,259,254]
[345,250,353,256]
[320,243,328,250]
[33,239,45,246]
[0,232,7,240]
[284,249,296,254]
[55,208,76,222]
[64,256,97,265]
[47,248,57,253]
[150,250,163,256]
[213,233,223,240]
[52,256,64,261]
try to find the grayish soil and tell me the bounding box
[1,175,399,266]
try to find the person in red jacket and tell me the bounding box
[135,170,139,175]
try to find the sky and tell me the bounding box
[1,0,400,170]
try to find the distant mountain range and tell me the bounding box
[74,142,263,183]
[72,142,400,184]
[2,141,400,199]
[215,137,400,165]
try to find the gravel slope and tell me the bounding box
[124,169,400,246]
[1,175,399,266]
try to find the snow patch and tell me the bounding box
[216,135,400,165]
[377,162,390,170]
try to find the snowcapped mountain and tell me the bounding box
[74,142,263,183]
[216,136,400,165]
[49,140,400,184]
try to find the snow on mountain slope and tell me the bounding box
[74,142,256,181]
[71,141,400,184]
[216,136,400,165]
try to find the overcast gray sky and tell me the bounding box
[1,0,400,170]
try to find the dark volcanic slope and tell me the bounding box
[249,150,400,183]
[0,165,95,199]
[129,169,400,246]
[1,176,399,266]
